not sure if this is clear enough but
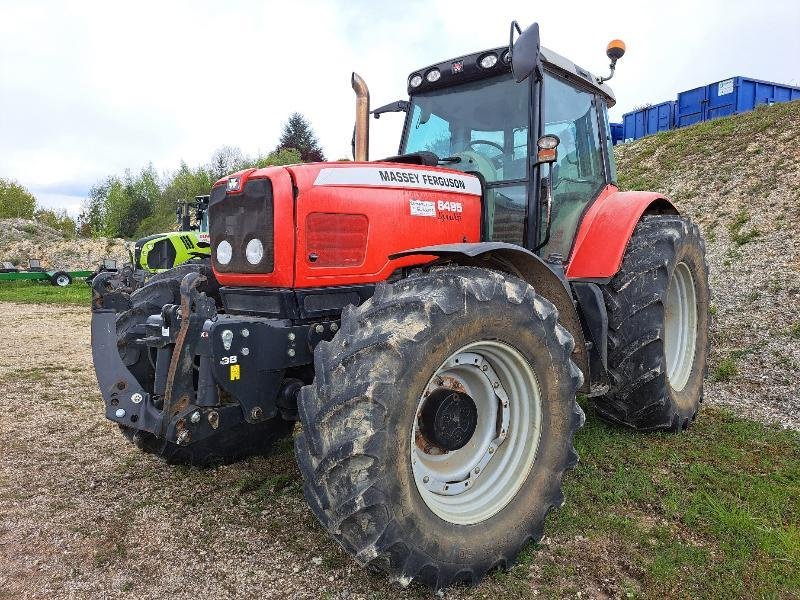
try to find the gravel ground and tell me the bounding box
[0,303,414,600]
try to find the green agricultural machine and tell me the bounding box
[0,258,92,286]
[131,196,211,273]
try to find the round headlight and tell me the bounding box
[216,240,232,265]
[409,74,423,88]
[426,69,441,83]
[245,238,264,265]
[479,54,498,69]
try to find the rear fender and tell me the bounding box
[391,242,589,391]
[566,190,678,280]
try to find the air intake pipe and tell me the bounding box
[351,72,370,161]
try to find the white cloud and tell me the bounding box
[1,0,798,217]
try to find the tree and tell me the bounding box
[275,113,325,162]
[209,145,247,180]
[0,178,37,219]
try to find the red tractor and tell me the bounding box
[90,22,709,590]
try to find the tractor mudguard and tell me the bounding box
[390,242,589,391]
[567,190,678,280]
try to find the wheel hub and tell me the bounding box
[417,387,478,452]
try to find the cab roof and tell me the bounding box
[407,45,616,107]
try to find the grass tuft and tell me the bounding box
[0,280,91,305]
[712,356,738,382]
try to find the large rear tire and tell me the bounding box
[295,267,584,589]
[594,215,710,431]
[115,262,292,467]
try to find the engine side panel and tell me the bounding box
[288,163,482,288]
[566,188,677,280]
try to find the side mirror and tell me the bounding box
[509,21,541,83]
[534,134,560,165]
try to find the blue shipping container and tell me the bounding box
[675,76,800,128]
[622,100,675,141]
[610,122,624,145]
[622,109,645,141]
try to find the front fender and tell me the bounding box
[566,189,677,280]
[390,242,590,391]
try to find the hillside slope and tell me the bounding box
[0,218,128,271]
[615,100,800,429]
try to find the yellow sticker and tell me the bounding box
[230,364,241,381]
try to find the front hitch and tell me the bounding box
[91,272,218,443]
[161,272,216,438]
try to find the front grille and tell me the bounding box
[209,178,275,274]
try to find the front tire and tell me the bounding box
[594,215,710,431]
[295,267,584,589]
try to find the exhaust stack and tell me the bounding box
[351,72,370,161]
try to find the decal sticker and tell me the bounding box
[313,167,481,196]
[437,200,463,213]
[220,355,238,365]
[718,78,734,96]
[230,364,241,381]
[410,199,436,217]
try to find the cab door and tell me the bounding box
[535,71,611,261]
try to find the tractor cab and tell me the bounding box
[396,44,619,263]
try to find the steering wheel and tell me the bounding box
[465,139,505,168]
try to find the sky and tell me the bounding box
[1,0,798,218]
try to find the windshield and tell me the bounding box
[401,74,529,183]
[199,209,209,233]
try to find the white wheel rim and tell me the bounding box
[410,340,542,525]
[56,275,69,286]
[664,262,698,391]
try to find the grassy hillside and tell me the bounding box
[615,100,800,430]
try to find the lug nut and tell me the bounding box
[474,467,481,474]
[130,393,143,404]
[241,347,249,356]
[250,406,263,420]
[423,476,430,483]
[287,348,296,357]
[190,411,201,424]
[330,323,339,332]
[115,408,126,418]
[287,332,296,341]
[481,365,488,372]
[314,324,324,334]
[488,447,495,454]
[493,381,500,388]
[241,328,249,338]
[176,430,191,445]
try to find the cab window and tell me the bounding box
[538,72,606,260]
[403,74,530,245]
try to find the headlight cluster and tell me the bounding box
[216,238,264,266]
